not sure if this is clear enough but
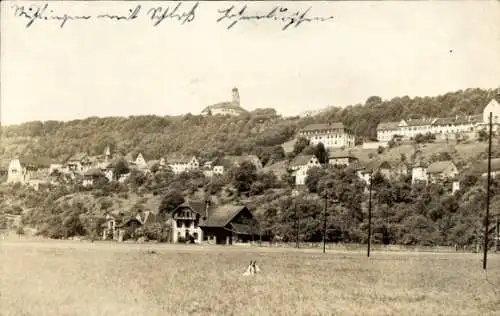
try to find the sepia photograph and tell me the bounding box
[1,0,500,315]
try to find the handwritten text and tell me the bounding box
[10,3,334,30]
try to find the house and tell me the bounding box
[472,158,500,178]
[411,162,428,184]
[65,152,92,173]
[281,139,296,155]
[7,157,51,185]
[101,214,118,240]
[480,97,500,131]
[201,87,248,116]
[376,121,401,142]
[134,153,147,169]
[115,217,143,242]
[199,204,261,245]
[169,201,209,243]
[225,155,263,170]
[358,160,393,184]
[202,165,225,178]
[165,155,200,174]
[391,161,409,178]
[102,211,159,241]
[328,151,358,167]
[426,160,458,183]
[288,155,321,186]
[297,122,356,149]
[82,168,107,187]
[261,160,288,179]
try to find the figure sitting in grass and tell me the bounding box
[243,260,261,276]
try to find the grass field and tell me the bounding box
[1,239,499,316]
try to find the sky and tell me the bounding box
[1,1,500,126]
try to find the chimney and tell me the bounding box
[204,199,210,220]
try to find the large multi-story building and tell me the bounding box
[297,122,356,149]
[377,96,500,142]
[201,87,248,116]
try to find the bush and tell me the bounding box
[16,226,24,236]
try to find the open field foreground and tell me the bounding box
[1,240,500,316]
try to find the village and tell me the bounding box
[4,89,500,246]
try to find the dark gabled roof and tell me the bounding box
[263,160,287,170]
[433,114,483,126]
[404,118,437,126]
[290,155,317,167]
[230,223,255,235]
[165,154,196,164]
[18,157,52,168]
[84,168,104,176]
[281,139,296,154]
[426,160,456,174]
[363,160,392,172]
[68,152,89,162]
[199,205,248,228]
[135,211,158,225]
[376,121,400,131]
[115,217,142,228]
[173,201,211,216]
[471,158,500,174]
[328,150,357,159]
[299,122,345,132]
[225,155,261,166]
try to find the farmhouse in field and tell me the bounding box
[169,201,208,243]
[199,204,260,245]
[168,201,260,245]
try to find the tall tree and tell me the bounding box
[231,161,258,194]
[158,190,185,217]
[315,142,328,164]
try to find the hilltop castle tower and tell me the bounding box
[232,87,240,106]
[104,145,111,161]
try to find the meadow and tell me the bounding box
[1,238,499,316]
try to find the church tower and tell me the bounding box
[232,87,240,106]
[104,145,111,162]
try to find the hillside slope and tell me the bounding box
[1,88,497,165]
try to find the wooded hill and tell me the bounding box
[1,88,497,165]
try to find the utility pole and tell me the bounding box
[484,111,493,270]
[496,215,499,253]
[295,199,300,249]
[368,171,373,257]
[323,193,328,254]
